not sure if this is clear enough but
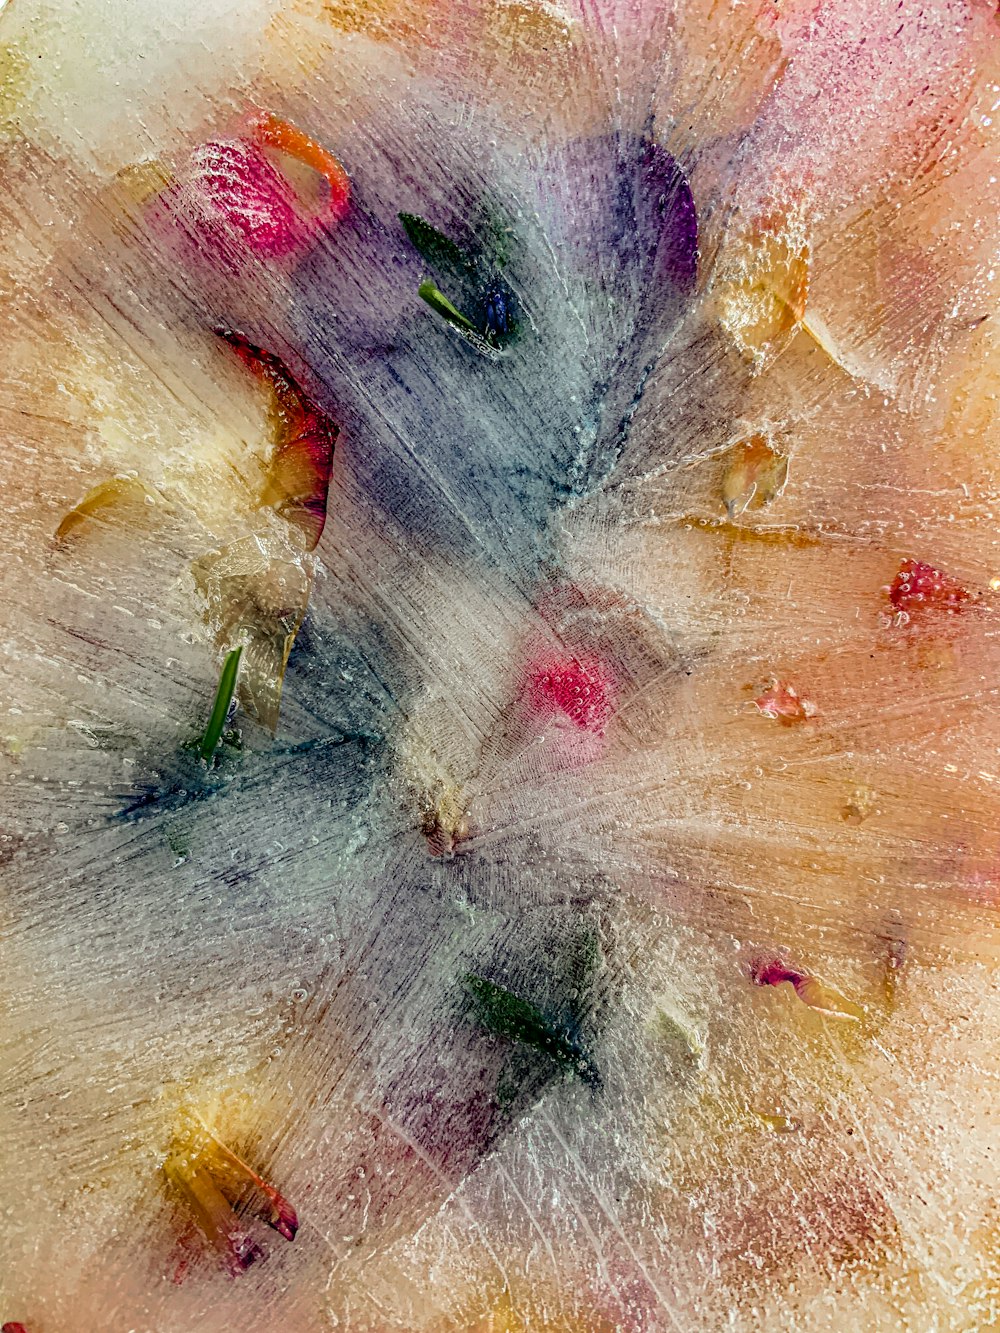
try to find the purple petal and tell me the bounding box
[638,140,698,291]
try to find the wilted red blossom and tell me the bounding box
[749,956,864,1020]
[216,328,338,552]
[749,958,805,991]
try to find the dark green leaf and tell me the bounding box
[463,973,601,1088]
[399,212,472,274]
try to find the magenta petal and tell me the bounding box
[189,140,304,260]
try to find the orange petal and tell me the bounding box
[252,111,350,223]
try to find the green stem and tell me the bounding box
[199,646,243,762]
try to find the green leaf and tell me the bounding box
[463,973,600,1087]
[400,212,472,274]
[199,647,243,762]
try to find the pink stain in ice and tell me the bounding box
[954,849,1000,907]
[169,1223,201,1286]
[887,558,972,617]
[526,657,616,735]
[734,0,989,217]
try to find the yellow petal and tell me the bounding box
[54,476,160,543]
[716,209,810,368]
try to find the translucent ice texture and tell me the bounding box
[0,0,999,1330]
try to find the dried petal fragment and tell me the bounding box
[754,680,816,723]
[750,958,864,1022]
[419,781,469,859]
[0,45,28,139]
[842,786,877,825]
[479,0,581,114]
[164,1154,266,1276]
[317,0,440,43]
[483,0,576,63]
[653,1003,706,1071]
[186,138,302,260]
[720,434,788,518]
[876,926,908,1009]
[207,1134,300,1242]
[112,158,175,206]
[887,558,973,616]
[754,1107,800,1134]
[55,477,160,544]
[716,209,809,367]
[165,1118,299,1273]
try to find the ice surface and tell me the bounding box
[0,0,999,1329]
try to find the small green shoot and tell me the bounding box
[199,646,243,762]
[417,279,478,333]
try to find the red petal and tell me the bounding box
[217,329,338,551]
